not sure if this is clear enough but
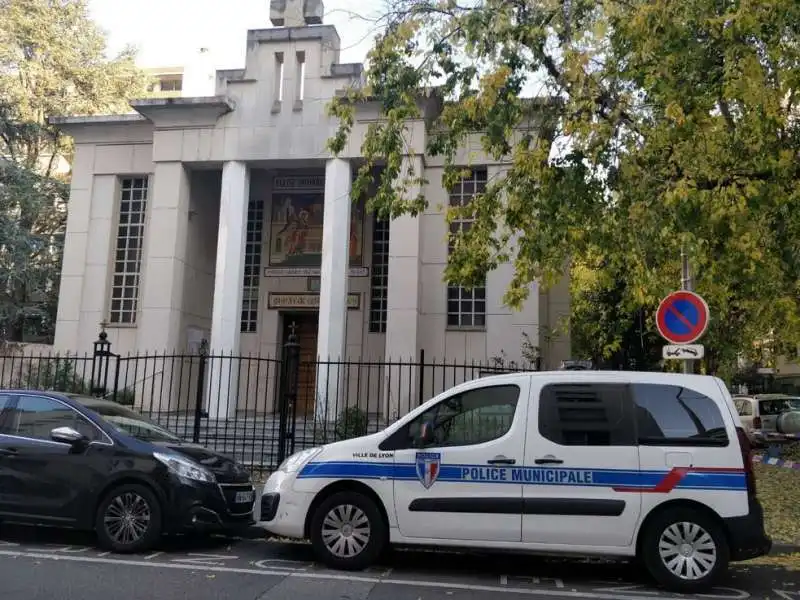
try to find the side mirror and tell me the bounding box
[51,426,87,446]
[417,421,435,448]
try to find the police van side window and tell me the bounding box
[379,385,520,450]
[538,383,635,446]
[631,384,729,446]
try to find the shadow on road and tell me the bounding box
[2,522,799,599]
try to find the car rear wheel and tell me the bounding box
[95,483,163,553]
[309,491,387,570]
[641,507,729,593]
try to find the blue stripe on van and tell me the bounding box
[296,461,747,492]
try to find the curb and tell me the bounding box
[753,455,800,470]
[770,543,800,556]
[233,524,271,540]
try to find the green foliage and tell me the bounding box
[0,0,150,342]
[329,0,800,374]
[334,406,369,441]
[21,356,135,405]
[570,259,663,370]
[22,356,89,393]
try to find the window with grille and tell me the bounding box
[369,215,389,333]
[447,168,487,328]
[241,197,264,333]
[109,177,148,325]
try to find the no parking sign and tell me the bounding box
[656,291,710,358]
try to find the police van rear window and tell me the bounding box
[537,383,729,447]
[632,384,729,447]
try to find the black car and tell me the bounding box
[0,390,256,552]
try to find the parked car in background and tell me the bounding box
[733,394,800,440]
[0,391,255,552]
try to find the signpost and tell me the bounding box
[656,290,710,372]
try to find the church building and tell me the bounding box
[50,0,570,420]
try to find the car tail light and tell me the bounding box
[736,426,757,496]
[753,416,762,430]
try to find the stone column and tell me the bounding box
[137,162,191,351]
[383,156,423,420]
[136,162,191,413]
[208,161,250,419]
[315,158,352,426]
[484,165,541,369]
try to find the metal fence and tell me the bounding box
[0,331,539,470]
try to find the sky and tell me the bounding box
[87,0,384,70]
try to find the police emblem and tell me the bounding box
[415,452,441,489]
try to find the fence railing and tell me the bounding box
[0,331,539,471]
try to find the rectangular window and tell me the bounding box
[632,383,729,446]
[295,50,306,101]
[241,197,264,333]
[447,168,487,328]
[109,177,148,325]
[369,215,389,333]
[538,383,635,446]
[275,52,285,102]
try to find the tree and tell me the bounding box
[570,258,663,371]
[327,0,800,374]
[0,0,150,341]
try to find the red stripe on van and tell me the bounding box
[612,466,745,494]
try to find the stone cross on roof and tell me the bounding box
[270,0,324,27]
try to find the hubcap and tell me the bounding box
[104,492,151,546]
[321,504,371,558]
[658,521,717,580]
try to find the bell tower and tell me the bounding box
[270,0,324,27]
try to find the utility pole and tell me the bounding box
[680,245,692,374]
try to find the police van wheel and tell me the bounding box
[310,491,387,571]
[641,507,729,594]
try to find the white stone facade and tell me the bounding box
[50,8,570,417]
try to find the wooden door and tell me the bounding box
[283,314,318,416]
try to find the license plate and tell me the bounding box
[235,490,254,504]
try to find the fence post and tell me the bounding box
[90,324,113,397]
[418,348,426,406]
[193,339,209,444]
[278,324,300,464]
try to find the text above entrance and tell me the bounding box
[268,292,361,310]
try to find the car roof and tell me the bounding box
[0,390,119,411]
[60,393,121,411]
[465,370,724,388]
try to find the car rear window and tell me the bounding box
[735,399,753,416]
[632,384,729,446]
[759,399,788,415]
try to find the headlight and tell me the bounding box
[154,452,216,483]
[279,447,323,473]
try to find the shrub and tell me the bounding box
[334,406,369,441]
[22,357,135,406]
[23,357,89,393]
[108,387,136,406]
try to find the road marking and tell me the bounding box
[143,552,163,560]
[253,558,309,572]
[170,553,239,567]
[53,545,91,553]
[0,548,726,600]
[505,575,565,589]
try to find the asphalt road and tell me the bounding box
[1,524,798,600]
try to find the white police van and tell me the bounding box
[259,371,770,593]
